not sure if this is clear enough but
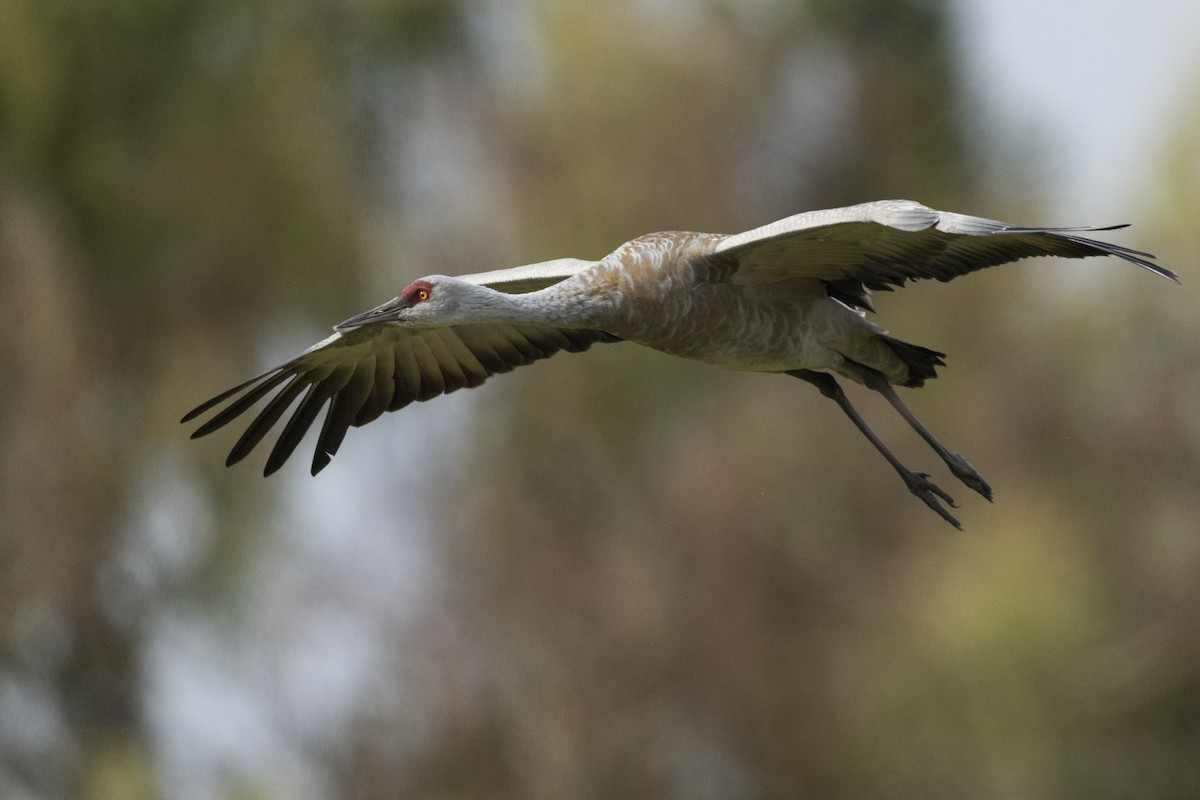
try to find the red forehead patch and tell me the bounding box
[401,280,433,303]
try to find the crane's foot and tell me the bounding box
[903,471,962,530]
[944,452,993,502]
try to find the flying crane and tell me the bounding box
[183,200,1178,528]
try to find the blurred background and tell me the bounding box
[2,0,1199,797]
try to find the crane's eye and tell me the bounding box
[402,280,434,305]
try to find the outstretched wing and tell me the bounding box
[183,321,616,476]
[708,200,1178,306]
[184,256,613,477]
[457,257,596,294]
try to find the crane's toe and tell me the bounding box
[903,471,962,530]
[943,452,993,501]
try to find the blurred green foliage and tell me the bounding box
[1,1,1198,798]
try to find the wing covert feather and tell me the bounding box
[408,335,449,400]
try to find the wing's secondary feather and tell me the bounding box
[711,199,1179,289]
[183,322,617,475]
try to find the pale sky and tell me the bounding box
[954,0,1200,218]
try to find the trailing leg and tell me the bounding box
[845,363,993,501]
[787,369,962,529]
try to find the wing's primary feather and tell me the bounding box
[183,321,616,476]
[711,199,1179,290]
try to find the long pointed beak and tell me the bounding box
[334,297,406,331]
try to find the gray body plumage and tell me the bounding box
[183,199,1178,526]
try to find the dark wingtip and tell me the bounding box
[190,415,231,440]
[181,370,276,425]
[263,446,291,477]
[181,396,223,424]
[1127,255,1180,285]
[181,399,220,425]
[1054,232,1180,284]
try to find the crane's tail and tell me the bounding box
[881,335,946,388]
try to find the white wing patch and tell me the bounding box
[458,257,596,294]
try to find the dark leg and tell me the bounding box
[787,369,962,530]
[844,363,993,502]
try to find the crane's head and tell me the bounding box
[333,275,496,330]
